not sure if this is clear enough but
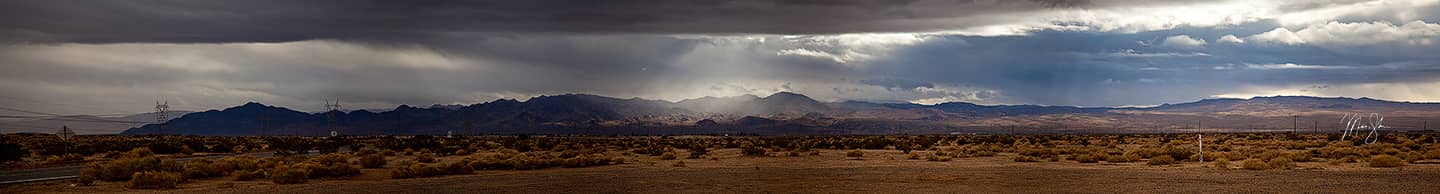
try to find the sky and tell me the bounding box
[3,0,1440,115]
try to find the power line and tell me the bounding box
[0,106,150,124]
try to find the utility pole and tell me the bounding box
[1293,115,1298,134]
[1197,120,1202,134]
[154,101,169,136]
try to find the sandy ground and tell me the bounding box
[6,149,1439,194]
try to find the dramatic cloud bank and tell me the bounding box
[2,0,1440,114]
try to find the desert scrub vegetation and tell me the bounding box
[1242,159,1269,170]
[391,160,473,179]
[182,156,259,179]
[79,151,183,182]
[270,167,308,184]
[126,171,182,189]
[467,149,619,170]
[1267,158,1295,169]
[294,153,362,179]
[1212,158,1230,168]
[740,143,767,157]
[1369,155,1404,168]
[360,154,387,168]
[1147,155,1175,165]
[1106,153,1141,163]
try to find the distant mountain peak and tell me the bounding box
[227,102,276,111]
[762,91,818,102]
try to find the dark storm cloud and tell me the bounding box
[0,0,1109,43]
[5,0,1440,116]
[870,20,1440,106]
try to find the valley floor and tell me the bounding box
[6,149,1439,194]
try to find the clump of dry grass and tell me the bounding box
[1212,158,1230,169]
[1242,159,1268,170]
[1267,158,1294,170]
[126,171,181,189]
[360,154,386,168]
[1147,155,1174,166]
[1369,155,1404,168]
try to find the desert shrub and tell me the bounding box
[1369,155,1404,168]
[1017,147,1059,159]
[305,162,361,178]
[660,152,677,160]
[687,146,708,159]
[467,152,572,170]
[740,144,767,157]
[392,162,471,179]
[126,171,181,189]
[561,154,612,168]
[46,153,84,164]
[80,156,184,181]
[846,150,864,158]
[183,159,224,179]
[441,161,474,175]
[1147,155,1175,165]
[1106,153,1140,163]
[1287,152,1314,163]
[631,144,667,156]
[1013,156,1039,162]
[1242,159,1268,170]
[416,153,436,163]
[216,156,259,172]
[1267,158,1294,169]
[1074,153,1100,163]
[1255,150,1285,162]
[672,160,686,167]
[233,170,264,181]
[1213,158,1230,169]
[271,167,308,184]
[360,154,387,168]
[1424,149,1440,160]
[123,147,156,158]
[1398,151,1423,163]
[973,150,996,157]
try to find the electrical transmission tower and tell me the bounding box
[154,101,169,135]
[325,99,342,137]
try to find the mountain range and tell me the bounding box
[119,92,1440,136]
